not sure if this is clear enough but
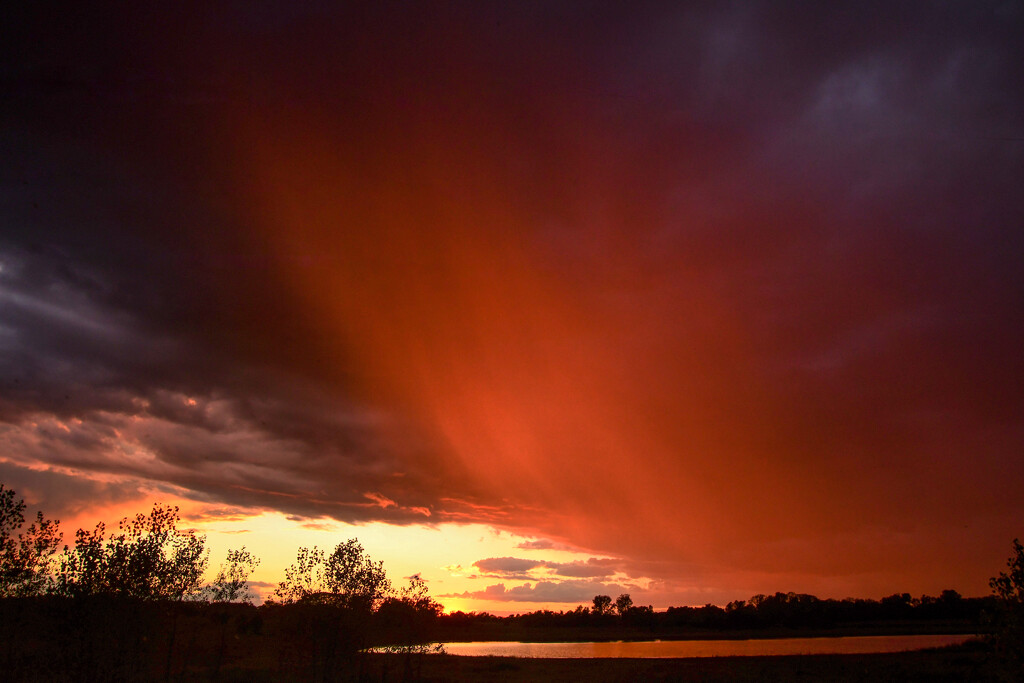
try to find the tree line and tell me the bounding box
[0,483,440,682]
[3,481,1022,678]
[437,589,996,640]
[439,554,1024,664]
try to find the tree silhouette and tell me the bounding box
[273,545,326,603]
[272,539,393,680]
[206,547,262,678]
[207,546,260,603]
[615,593,633,616]
[55,503,207,599]
[0,484,62,597]
[48,503,207,680]
[991,539,1024,605]
[376,574,444,680]
[393,573,442,616]
[0,485,62,680]
[592,594,612,616]
[274,538,390,609]
[990,538,1024,665]
[324,538,391,610]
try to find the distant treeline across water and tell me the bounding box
[437,589,995,642]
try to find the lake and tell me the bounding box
[440,634,976,658]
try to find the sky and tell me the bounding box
[1,1,1022,613]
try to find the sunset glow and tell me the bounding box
[1,2,1022,614]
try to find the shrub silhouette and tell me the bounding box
[271,539,394,681]
[0,484,62,598]
[274,539,390,609]
[0,484,447,681]
[990,538,1024,668]
[207,546,260,604]
[55,503,207,600]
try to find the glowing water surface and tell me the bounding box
[441,634,975,658]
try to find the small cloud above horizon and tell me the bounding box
[516,538,578,552]
[440,579,633,604]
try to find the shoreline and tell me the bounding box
[435,622,987,644]
[434,633,979,657]
[365,642,1003,682]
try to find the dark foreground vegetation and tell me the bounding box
[2,482,1023,681]
[0,483,440,682]
[0,596,440,682]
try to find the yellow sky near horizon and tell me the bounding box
[47,487,632,614]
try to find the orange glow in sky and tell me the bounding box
[2,2,1021,614]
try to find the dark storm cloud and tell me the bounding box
[1,1,1022,599]
[608,2,1024,486]
[0,2,553,522]
[0,236,463,522]
[0,93,470,521]
[0,460,143,522]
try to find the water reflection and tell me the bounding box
[442,634,975,658]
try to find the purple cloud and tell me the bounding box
[441,580,632,604]
[473,557,548,576]
[549,558,623,579]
